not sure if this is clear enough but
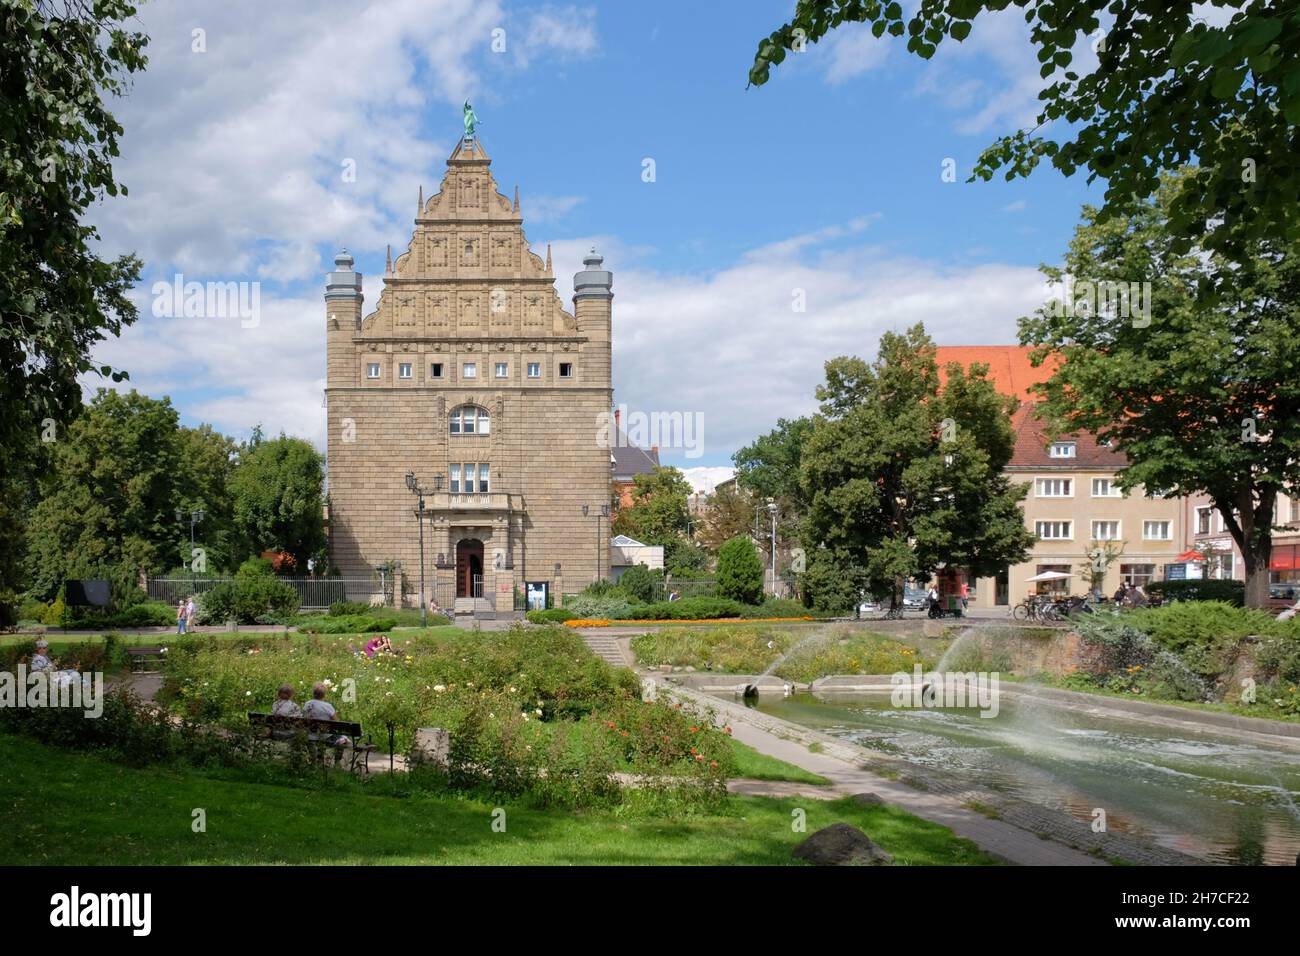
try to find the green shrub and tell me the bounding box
[611,596,749,621]
[618,564,665,603]
[747,597,811,618]
[527,608,575,624]
[296,614,397,634]
[40,597,67,627]
[716,536,764,605]
[798,548,867,614]
[68,601,176,629]
[564,594,641,619]
[329,600,371,616]
[1124,601,1296,652]
[198,572,300,625]
[1148,579,1244,606]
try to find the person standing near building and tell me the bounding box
[185,595,196,631]
[960,581,970,612]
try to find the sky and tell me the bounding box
[83,0,1169,491]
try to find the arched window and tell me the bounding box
[449,404,490,435]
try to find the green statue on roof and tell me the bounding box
[463,100,479,141]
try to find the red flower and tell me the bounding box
[695,754,703,761]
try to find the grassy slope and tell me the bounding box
[728,738,831,785]
[0,734,993,865]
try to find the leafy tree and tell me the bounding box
[611,466,692,545]
[24,390,203,597]
[801,324,1035,608]
[663,536,710,578]
[0,0,149,595]
[695,481,757,555]
[733,417,813,511]
[1019,172,1300,608]
[749,1,1299,264]
[716,535,764,605]
[229,434,326,571]
[799,547,867,614]
[1079,540,1124,598]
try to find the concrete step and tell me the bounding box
[580,633,627,668]
[452,598,494,615]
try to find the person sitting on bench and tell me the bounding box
[303,682,349,746]
[271,683,302,718]
[29,639,53,673]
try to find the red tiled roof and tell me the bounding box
[1008,402,1126,469]
[935,346,1060,401]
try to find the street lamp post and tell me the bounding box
[405,471,433,628]
[582,504,611,582]
[767,500,778,597]
[176,509,204,592]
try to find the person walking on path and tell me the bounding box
[185,596,196,631]
[176,599,188,635]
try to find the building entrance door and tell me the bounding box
[456,539,484,598]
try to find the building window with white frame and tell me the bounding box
[449,462,489,494]
[1143,520,1172,540]
[1092,478,1122,497]
[495,362,508,378]
[1035,520,1072,540]
[430,362,444,378]
[1091,520,1121,541]
[449,404,490,435]
[1035,477,1073,497]
[366,363,380,379]
[1048,441,1076,458]
[527,362,540,378]
[398,362,412,379]
[462,362,477,379]
[559,362,573,378]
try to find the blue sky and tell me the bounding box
[87,0,1127,487]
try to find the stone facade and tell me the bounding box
[324,137,613,611]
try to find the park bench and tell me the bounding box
[247,712,375,774]
[126,646,167,673]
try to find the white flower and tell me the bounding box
[510,686,517,693]
[434,685,446,693]
[534,708,542,716]
[245,691,251,696]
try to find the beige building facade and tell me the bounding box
[324,138,613,613]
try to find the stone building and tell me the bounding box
[324,137,613,614]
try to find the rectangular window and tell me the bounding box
[1091,520,1121,541]
[462,362,477,379]
[1291,497,1300,524]
[398,363,412,379]
[1091,478,1122,497]
[449,463,461,494]
[1035,520,1072,540]
[462,462,475,494]
[1035,477,1073,497]
[527,362,541,378]
[559,362,573,378]
[478,462,489,493]
[1048,442,1076,458]
[495,362,508,378]
[1143,520,1172,540]
[366,363,380,379]
[1120,563,1155,589]
[1196,507,1213,535]
[430,362,444,378]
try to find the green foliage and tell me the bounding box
[733,417,814,510]
[68,601,173,629]
[716,536,764,605]
[612,466,692,544]
[631,623,927,681]
[800,325,1033,605]
[618,564,665,603]
[527,608,575,624]
[329,600,371,616]
[1019,171,1300,606]
[197,562,300,625]
[663,535,710,576]
[1148,579,1245,606]
[799,547,867,613]
[564,592,640,619]
[1124,601,1299,653]
[40,596,66,626]
[749,3,1300,264]
[229,434,326,571]
[24,390,238,598]
[294,614,397,634]
[0,0,149,598]
[616,596,749,621]
[1073,613,1208,701]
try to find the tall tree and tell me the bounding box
[230,434,326,570]
[733,416,813,512]
[695,481,757,555]
[24,389,192,597]
[801,325,1035,608]
[1,0,148,595]
[749,1,1299,265]
[1019,172,1300,608]
[611,466,692,545]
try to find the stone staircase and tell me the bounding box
[580,631,628,668]
[452,597,495,617]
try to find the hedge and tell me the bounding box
[1148,579,1245,606]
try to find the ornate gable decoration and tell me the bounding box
[360,137,573,339]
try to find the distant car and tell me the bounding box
[857,600,880,615]
[903,592,926,610]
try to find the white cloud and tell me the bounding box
[522,194,585,223]
[679,466,735,494]
[1002,200,1026,213]
[820,24,892,85]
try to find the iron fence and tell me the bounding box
[146,577,378,609]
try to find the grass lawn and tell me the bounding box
[728,738,831,785]
[0,625,467,650]
[0,734,994,865]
